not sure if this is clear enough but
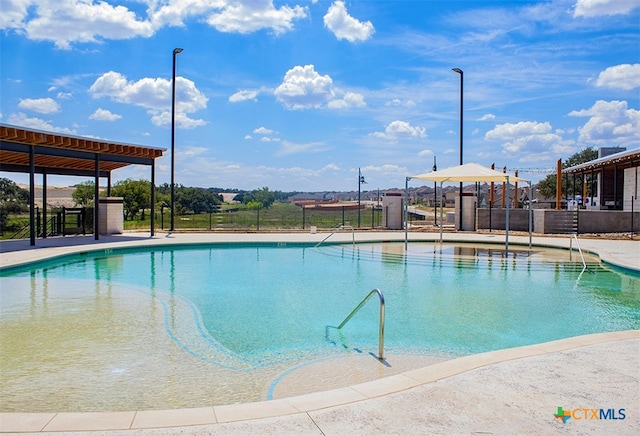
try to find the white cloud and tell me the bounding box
[418,149,434,157]
[274,65,335,110]
[1,1,308,49]
[89,108,121,121]
[89,71,208,128]
[276,140,327,156]
[15,0,154,49]
[485,121,552,140]
[7,112,75,134]
[57,92,73,99]
[17,97,60,114]
[251,126,280,143]
[478,113,496,121]
[207,0,307,34]
[327,91,366,109]
[323,1,375,42]
[274,65,365,110]
[485,121,573,159]
[569,100,640,144]
[322,163,340,171]
[371,120,426,142]
[385,99,416,107]
[595,64,640,90]
[573,0,639,17]
[0,0,32,30]
[254,126,275,135]
[260,136,280,143]
[360,164,408,176]
[229,89,259,102]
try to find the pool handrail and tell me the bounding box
[333,288,385,360]
[569,233,587,270]
[570,233,588,283]
[314,224,355,248]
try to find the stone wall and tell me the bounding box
[477,208,639,234]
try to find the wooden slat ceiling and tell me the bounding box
[0,150,128,172]
[0,124,165,176]
[563,149,640,174]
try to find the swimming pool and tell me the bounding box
[1,241,638,412]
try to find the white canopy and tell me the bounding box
[404,163,532,253]
[410,162,529,184]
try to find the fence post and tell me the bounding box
[256,206,260,231]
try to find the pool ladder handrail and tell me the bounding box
[569,233,588,283]
[314,224,355,248]
[569,233,587,269]
[335,288,385,360]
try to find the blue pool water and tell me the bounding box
[1,241,638,412]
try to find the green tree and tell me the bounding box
[176,187,221,214]
[242,187,277,209]
[246,200,262,210]
[111,179,151,220]
[537,148,598,199]
[0,178,29,230]
[72,181,98,206]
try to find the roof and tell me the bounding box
[563,147,640,174]
[0,124,165,177]
[410,162,529,183]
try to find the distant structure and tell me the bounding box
[563,147,639,212]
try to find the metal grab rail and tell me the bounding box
[334,288,385,360]
[569,233,586,270]
[569,233,587,284]
[314,224,355,248]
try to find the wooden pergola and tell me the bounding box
[0,123,165,245]
[563,148,640,210]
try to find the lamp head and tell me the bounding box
[452,67,462,74]
[173,48,184,55]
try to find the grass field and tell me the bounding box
[2,202,393,238]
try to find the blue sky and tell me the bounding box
[1,0,639,192]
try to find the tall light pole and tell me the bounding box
[358,167,366,228]
[170,47,183,232]
[452,67,463,230]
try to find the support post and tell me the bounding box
[556,159,562,210]
[29,146,35,246]
[150,162,155,237]
[42,170,47,238]
[94,153,100,240]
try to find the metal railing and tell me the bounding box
[569,233,588,284]
[569,233,586,270]
[314,224,355,248]
[328,288,385,360]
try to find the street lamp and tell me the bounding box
[452,67,463,230]
[170,47,183,232]
[358,167,367,227]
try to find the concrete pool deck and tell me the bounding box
[1,231,639,434]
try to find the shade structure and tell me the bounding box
[411,162,529,184]
[405,163,532,253]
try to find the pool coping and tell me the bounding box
[1,231,638,433]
